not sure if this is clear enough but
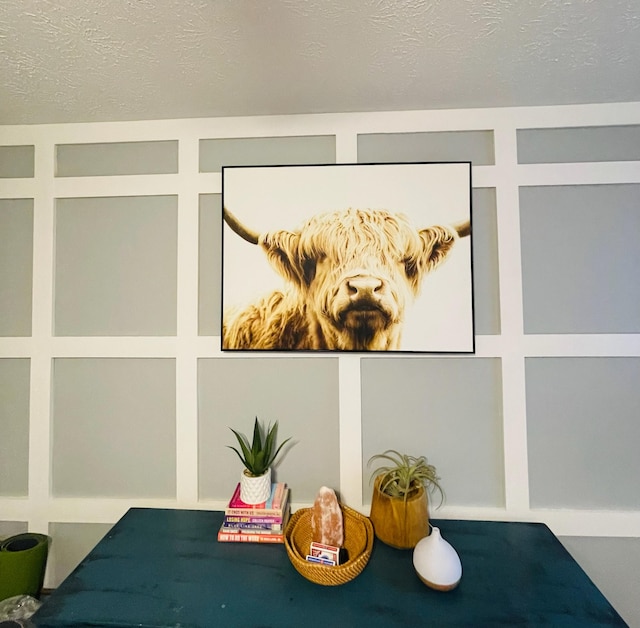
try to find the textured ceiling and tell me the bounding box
[1,0,639,125]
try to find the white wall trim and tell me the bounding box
[2,102,640,564]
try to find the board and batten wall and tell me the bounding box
[1,103,640,624]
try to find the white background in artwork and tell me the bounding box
[222,163,473,352]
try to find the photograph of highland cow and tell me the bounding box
[221,162,474,353]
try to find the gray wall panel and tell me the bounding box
[526,357,640,510]
[198,194,222,336]
[200,135,336,172]
[56,141,179,177]
[0,359,30,496]
[0,145,34,178]
[357,130,495,165]
[54,196,178,336]
[560,536,640,628]
[0,522,28,538]
[472,188,500,335]
[520,184,640,334]
[0,199,33,336]
[198,357,340,502]
[52,358,176,498]
[518,125,640,163]
[361,357,505,508]
[48,522,114,587]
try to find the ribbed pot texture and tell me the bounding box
[369,474,429,549]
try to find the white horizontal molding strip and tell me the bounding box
[53,175,181,198]
[468,165,495,188]
[0,179,36,198]
[48,337,179,357]
[522,334,640,357]
[433,505,640,538]
[45,499,205,524]
[3,497,637,538]
[24,334,640,360]
[473,335,517,357]
[0,338,35,358]
[531,509,640,538]
[197,172,221,193]
[518,162,640,186]
[2,103,638,147]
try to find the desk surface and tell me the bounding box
[34,508,626,627]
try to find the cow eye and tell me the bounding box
[302,257,317,284]
[403,256,419,279]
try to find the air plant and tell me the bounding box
[369,449,444,507]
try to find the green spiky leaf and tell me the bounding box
[227,417,293,476]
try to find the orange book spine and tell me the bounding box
[217,530,284,543]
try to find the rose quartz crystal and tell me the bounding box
[310,486,344,547]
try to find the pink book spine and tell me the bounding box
[228,483,280,509]
[272,483,286,510]
[227,483,265,509]
[226,484,289,516]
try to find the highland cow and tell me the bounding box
[222,207,470,351]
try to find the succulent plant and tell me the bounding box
[228,417,292,477]
[369,449,444,507]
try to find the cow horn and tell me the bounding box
[223,207,260,245]
[453,220,471,238]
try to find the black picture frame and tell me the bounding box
[221,162,474,353]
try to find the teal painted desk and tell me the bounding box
[33,508,626,627]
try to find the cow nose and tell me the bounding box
[347,276,383,297]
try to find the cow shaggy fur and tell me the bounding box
[223,208,460,351]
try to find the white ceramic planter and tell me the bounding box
[240,467,271,504]
[412,526,462,591]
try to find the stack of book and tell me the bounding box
[217,482,290,544]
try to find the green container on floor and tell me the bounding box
[0,533,51,601]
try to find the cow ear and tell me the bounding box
[260,230,307,287]
[419,225,458,268]
[407,225,458,284]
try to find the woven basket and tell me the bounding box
[284,504,374,586]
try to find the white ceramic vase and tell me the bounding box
[240,467,271,504]
[412,526,462,591]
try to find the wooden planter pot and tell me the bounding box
[369,475,429,549]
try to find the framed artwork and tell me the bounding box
[221,162,474,353]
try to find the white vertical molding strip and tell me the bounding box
[175,135,201,505]
[493,122,530,513]
[28,139,56,534]
[335,130,358,165]
[335,130,365,510]
[338,356,364,509]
